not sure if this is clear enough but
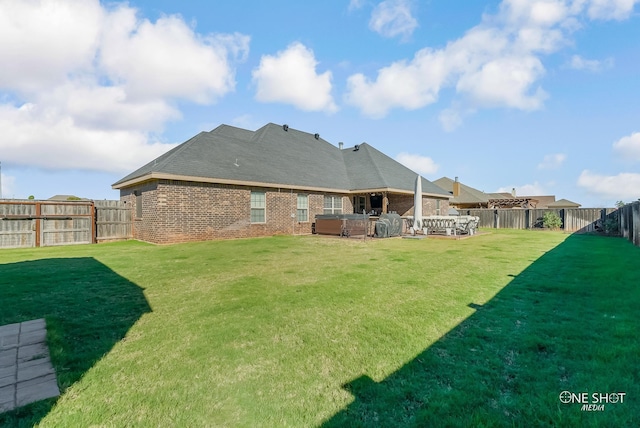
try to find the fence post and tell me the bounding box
[91,201,97,244]
[494,210,499,229]
[633,202,640,247]
[35,202,41,248]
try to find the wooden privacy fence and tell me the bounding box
[95,200,132,243]
[616,201,640,247]
[0,200,132,249]
[456,208,617,233]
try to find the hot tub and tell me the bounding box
[314,214,370,236]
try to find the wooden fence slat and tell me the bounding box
[1,200,132,248]
[95,200,132,242]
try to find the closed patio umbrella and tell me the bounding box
[413,174,422,233]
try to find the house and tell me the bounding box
[513,195,556,209]
[547,198,581,209]
[434,177,568,209]
[112,123,451,243]
[48,194,90,201]
[433,177,511,209]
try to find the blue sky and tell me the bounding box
[1,0,639,207]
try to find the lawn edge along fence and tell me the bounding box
[457,204,640,247]
[0,199,132,249]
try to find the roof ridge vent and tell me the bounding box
[314,133,319,140]
[283,124,289,131]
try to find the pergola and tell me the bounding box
[488,198,538,209]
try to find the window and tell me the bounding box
[436,199,441,215]
[354,196,366,214]
[297,194,308,222]
[323,195,343,214]
[251,191,266,223]
[135,190,142,218]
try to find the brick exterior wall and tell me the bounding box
[120,179,353,244]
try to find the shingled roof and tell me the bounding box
[433,177,492,205]
[343,143,451,196]
[113,123,450,198]
[547,198,581,208]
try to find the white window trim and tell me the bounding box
[324,195,343,215]
[297,194,309,222]
[251,191,266,223]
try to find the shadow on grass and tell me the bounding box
[323,234,640,427]
[0,257,151,426]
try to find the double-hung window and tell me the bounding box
[251,191,266,223]
[323,195,343,214]
[297,194,309,222]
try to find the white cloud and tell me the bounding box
[252,42,337,113]
[538,153,567,169]
[100,7,249,104]
[348,0,366,12]
[438,109,463,132]
[369,0,418,40]
[497,182,546,196]
[456,55,548,110]
[578,170,640,201]
[568,54,614,72]
[587,0,640,20]
[0,171,16,199]
[345,48,448,118]
[613,132,640,161]
[395,152,439,175]
[0,0,248,173]
[345,0,636,123]
[0,103,172,173]
[0,0,103,93]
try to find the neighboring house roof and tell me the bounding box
[487,192,514,199]
[433,177,491,205]
[48,194,90,201]
[547,198,581,208]
[433,177,559,209]
[518,195,555,208]
[113,123,450,198]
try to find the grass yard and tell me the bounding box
[1,229,639,427]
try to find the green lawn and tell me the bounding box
[1,230,639,427]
